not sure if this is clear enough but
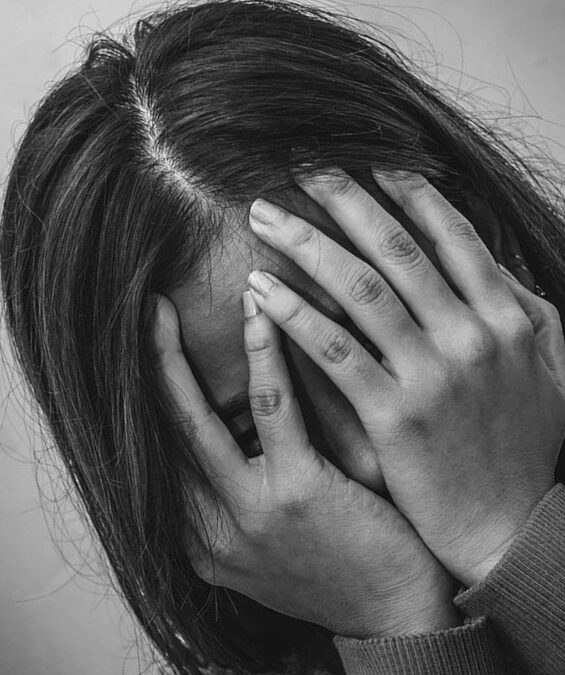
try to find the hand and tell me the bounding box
[151,292,462,638]
[246,168,565,587]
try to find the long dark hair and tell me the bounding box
[2,1,565,673]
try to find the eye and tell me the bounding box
[235,426,263,458]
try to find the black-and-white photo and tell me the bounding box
[1,1,564,673]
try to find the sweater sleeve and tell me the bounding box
[332,483,565,674]
[454,482,565,675]
[332,615,515,674]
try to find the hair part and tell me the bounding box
[2,1,565,673]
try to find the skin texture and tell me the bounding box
[170,189,391,492]
[157,274,464,639]
[168,174,525,493]
[243,168,565,585]
[169,172,533,497]
[158,167,565,636]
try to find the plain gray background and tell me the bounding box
[1,1,564,674]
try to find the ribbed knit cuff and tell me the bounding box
[455,482,565,675]
[333,615,505,674]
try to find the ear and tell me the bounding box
[462,187,537,293]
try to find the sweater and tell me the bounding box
[333,482,565,674]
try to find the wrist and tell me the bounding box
[341,572,465,639]
[460,484,554,587]
[374,596,465,639]
[462,540,514,588]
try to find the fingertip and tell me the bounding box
[243,290,266,352]
[242,289,279,332]
[243,294,279,357]
[371,167,417,191]
[242,290,261,319]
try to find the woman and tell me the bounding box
[2,0,565,673]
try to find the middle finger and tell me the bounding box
[251,168,465,336]
[246,269,398,415]
[249,200,423,364]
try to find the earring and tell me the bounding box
[511,254,547,298]
[535,284,547,298]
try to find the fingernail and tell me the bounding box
[242,290,260,318]
[248,270,277,296]
[250,199,280,226]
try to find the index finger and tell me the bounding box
[151,294,250,491]
[243,291,318,477]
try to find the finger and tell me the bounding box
[151,294,250,491]
[246,272,397,417]
[249,196,427,364]
[284,167,462,330]
[243,291,318,475]
[498,265,565,391]
[373,171,516,315]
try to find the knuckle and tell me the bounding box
[377,397,421,440]
[280,297,308,328]
[272,458,324,511]
[271,491,308,520]
[456,322,497,365]
[391,174,431,208]
[378,228,423,268]
[319,328,354,364]
[173,409,210,443]
[329,174,359,201]
[289,221,316,248]
[249,386,283,417]
[403,179,480,248]
[245,330,274,356]
[443,213,481,246]
[399,409,434,442]
[237,508,268,540]
[506,316,536,352]
[347,266,387,306]
[541,299,563,327]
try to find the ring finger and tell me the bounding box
[288,167,462,325]
[246,270,398,416]
[248,199,427,365]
